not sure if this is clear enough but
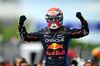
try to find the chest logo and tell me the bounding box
[45,38,64,42]
[47,43,63,50]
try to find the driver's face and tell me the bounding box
[16,58,23,66]
[85,63,93,66]
[48,18,59,23]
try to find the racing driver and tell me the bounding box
[18,7,89,66]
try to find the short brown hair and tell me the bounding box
[19,60,28,66]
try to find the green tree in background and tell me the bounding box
[0,20,3,34]
[0,19,30,42]
[69,39,99,50]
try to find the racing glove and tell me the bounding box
[76,12,84,20]
[19,15,26,26]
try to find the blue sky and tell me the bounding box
[20,0,100,21]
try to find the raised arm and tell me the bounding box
[70,12,89,38]
[18,15,40,42]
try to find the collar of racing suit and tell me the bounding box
[45,25,67,35]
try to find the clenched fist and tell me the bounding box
[19,15,26,25]
[76,12,84,19]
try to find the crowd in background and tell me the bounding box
[0,56,100,66]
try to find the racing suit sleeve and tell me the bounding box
[18,24,41,42]
[67,12,89,38]
[70,18,89,38]
[18,15,41,42]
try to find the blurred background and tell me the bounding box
[0,0,100,66]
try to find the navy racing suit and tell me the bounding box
[18,15,89,66]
